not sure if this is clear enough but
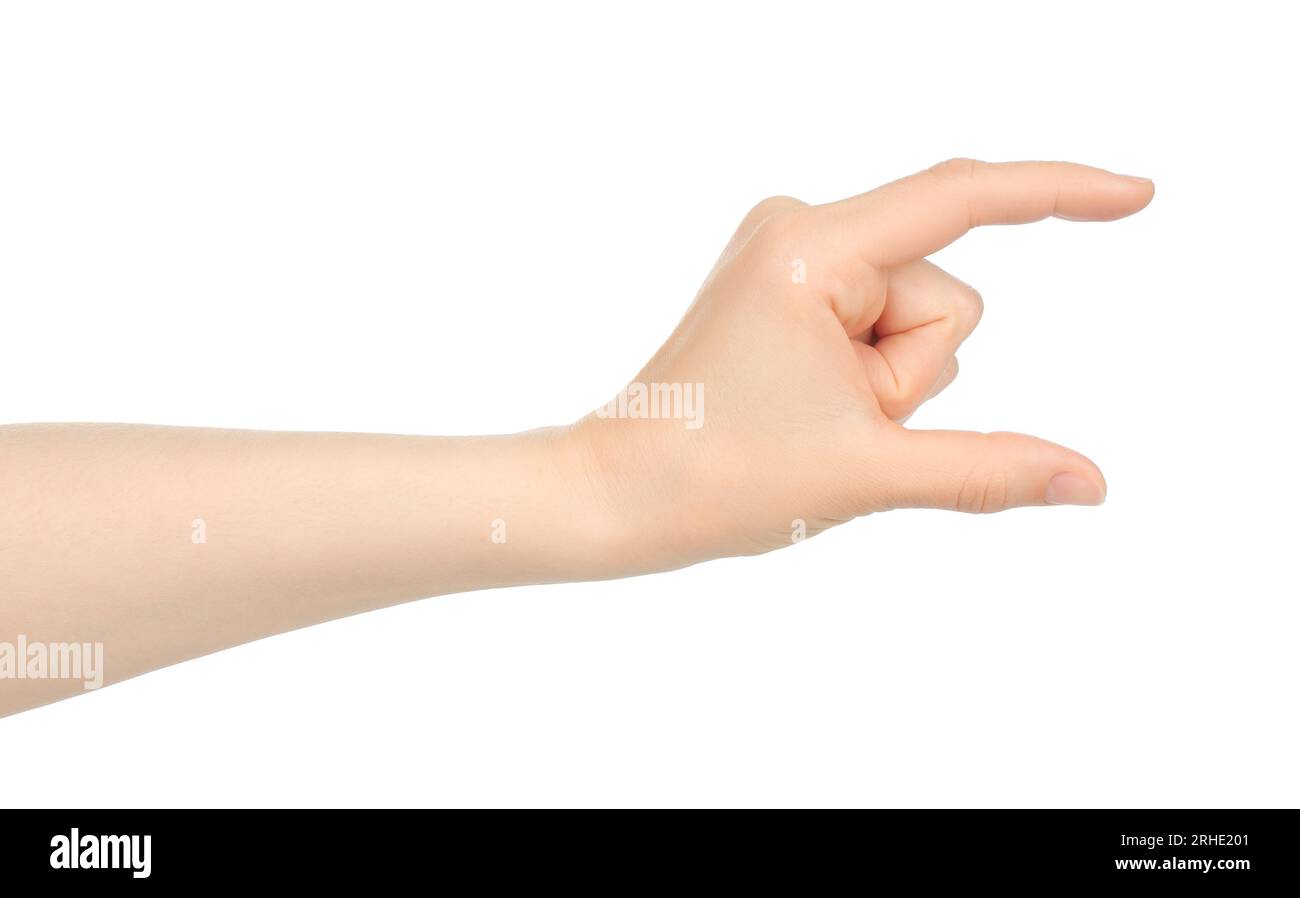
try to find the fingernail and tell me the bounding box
[1121,174,1152,184]
[1045,472,1106,506]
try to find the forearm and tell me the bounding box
[0,422,618,716]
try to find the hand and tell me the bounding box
[573,159,1154,570]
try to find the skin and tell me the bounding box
[0,159,1154,717]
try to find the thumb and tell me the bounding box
[877,428,1107,513]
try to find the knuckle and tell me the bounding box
[898,379,930,413]
[954,467,1010,515]
[881,396,912,422]
[734,197,842,301]
[928,358,959,399]
[929,157,981,182]
[745,206,819,268]
[740,195,805,234]
[952,284,984,329]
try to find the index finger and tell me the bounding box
[821,159,1155,269]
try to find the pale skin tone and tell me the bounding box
[0,159,1154,717]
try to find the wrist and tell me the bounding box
[561,414,711,578]
[506,423,640,583]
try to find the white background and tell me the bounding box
[2,1,1296,808]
